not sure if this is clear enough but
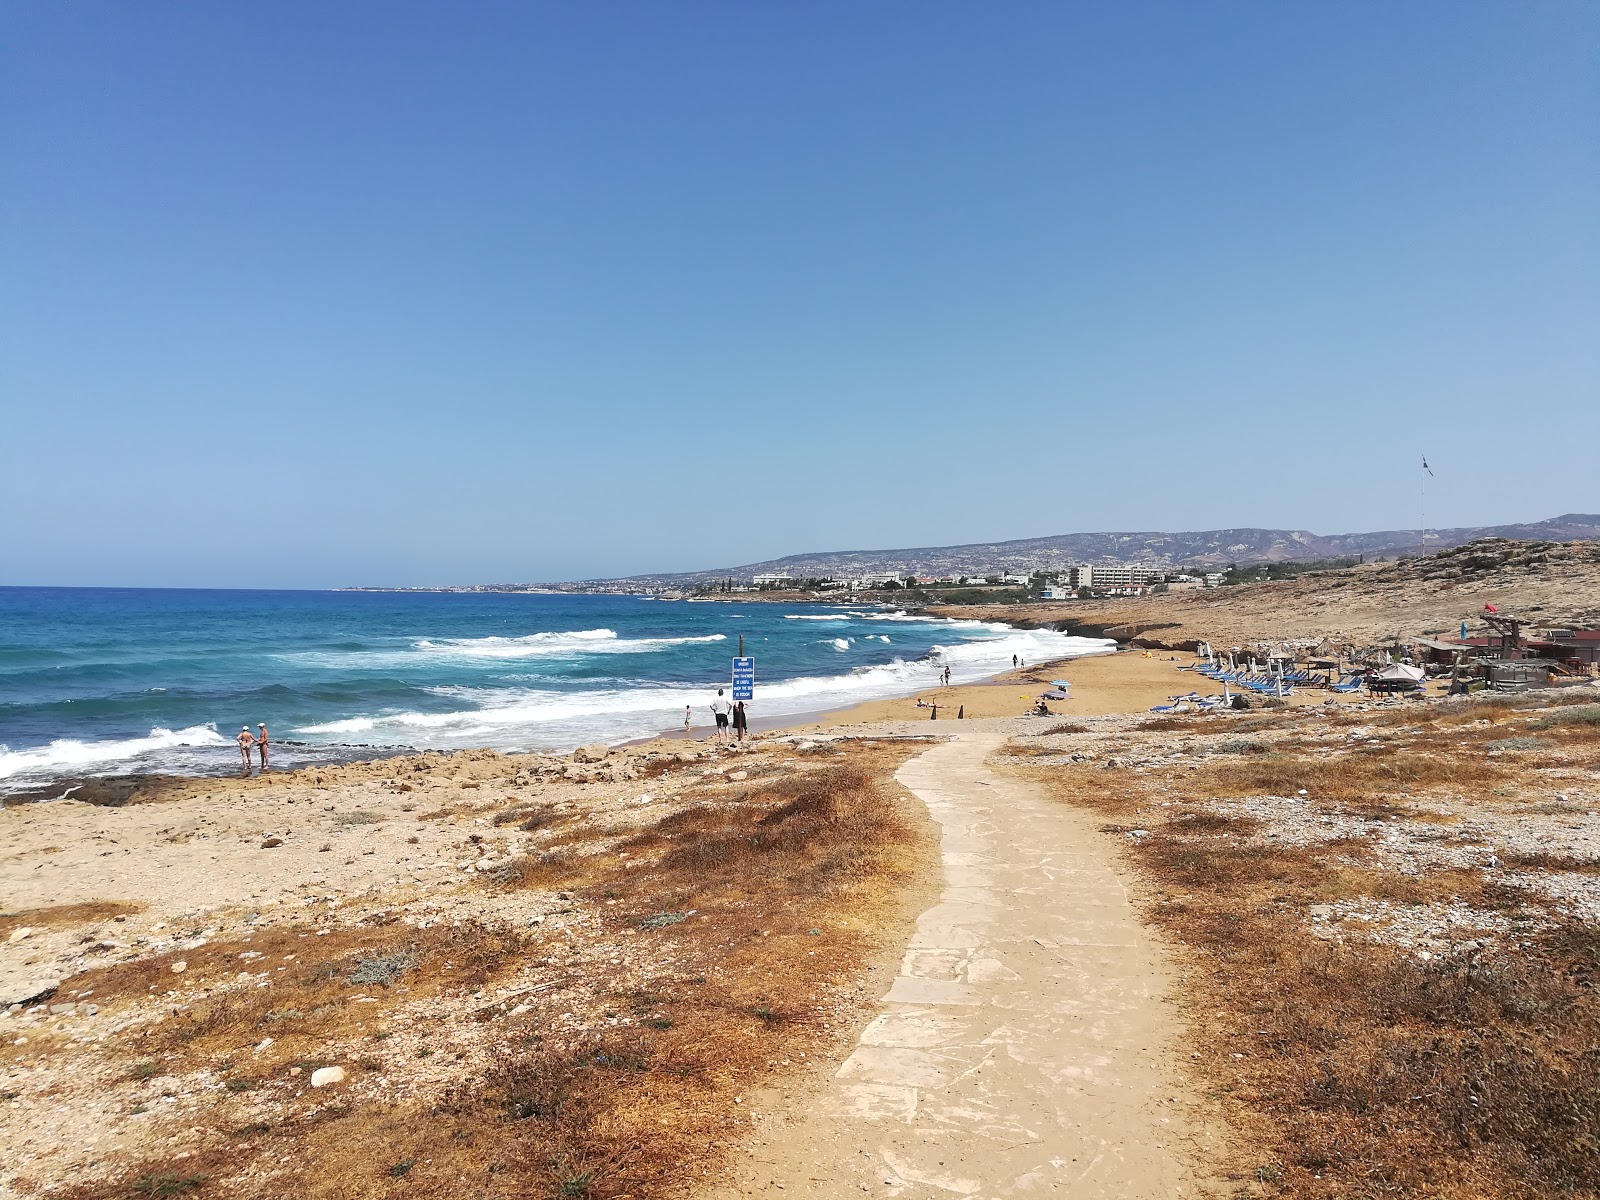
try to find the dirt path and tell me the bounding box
[705,727,1222,1198]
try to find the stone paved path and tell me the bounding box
[704,727,1220,1198]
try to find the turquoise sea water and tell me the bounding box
[0,588,1112,789]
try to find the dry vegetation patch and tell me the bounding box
[1019,696,1600,1198]
[0,900,145,936]
[36,740,934,1200]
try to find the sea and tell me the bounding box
[0,587,1113,793]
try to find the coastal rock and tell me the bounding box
[309,1066,346,1088]
[728,770,749,782]
[171,960,188,974]
[7,927,33,944]
[0,980,58,1007]
[261,837,284,849]
[573,744,611,763]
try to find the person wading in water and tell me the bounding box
[237,726,255,771]
[256,722,270,769]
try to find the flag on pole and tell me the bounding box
[1422,456,1434,477]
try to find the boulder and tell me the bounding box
[0,980,57,1007]
[573,744,611,764]
[310,1065,346,1088]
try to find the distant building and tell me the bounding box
[753,573,796,587]
[1545,630,1600,666]
[1066,563,1165,590]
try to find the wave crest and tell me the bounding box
[0,725,228,781]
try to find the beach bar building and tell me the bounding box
[1544,630,1600,667]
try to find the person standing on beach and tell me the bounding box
[236,726,255,769]
[683,705,693,738]
[256,722,270,769]
[732,699,748,742]
[709,689,732,744]
[1012,654,1019,669]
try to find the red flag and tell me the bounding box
[1484,603,1498,613]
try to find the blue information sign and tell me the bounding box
[731,656,755,701]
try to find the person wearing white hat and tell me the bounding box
[237,725,256,770]
[256,723,270,769]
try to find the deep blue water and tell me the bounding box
[0,587,1110,788]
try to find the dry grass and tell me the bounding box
[58,745,934,1200]
[0,900,144,936]
[1200,744,1507,802]
[75,920,531,1066]
[1028,704,1600,1198]
[1141,713,1212,731]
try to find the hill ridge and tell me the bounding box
[568,513,1600,587]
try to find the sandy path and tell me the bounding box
[705,727,1220,1198]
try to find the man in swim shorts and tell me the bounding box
[257,722,270,768]
[237,726,255,769]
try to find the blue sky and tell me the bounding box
[4,1,1595,587]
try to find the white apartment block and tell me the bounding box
[1065,563,1166,589]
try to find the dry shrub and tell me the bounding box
[1501,851,1600,874]
[1039,721,1091,735]
[488,849,582,889]
[1531,703,1600,731]
[637,755,686,779]
[1204,745,1504,801]
[506,803,564,832]
[1005,744,1073,758]
[645,766,911,898]
[78,921,530,1061]
[0,900,144,936]
[1141,714,1208,731]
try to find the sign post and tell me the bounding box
[731,656,755,702]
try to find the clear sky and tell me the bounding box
[4,1,1595,587]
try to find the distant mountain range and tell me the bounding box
[563,514,1600,589]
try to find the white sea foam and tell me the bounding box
[828,637,853,651]
[0,725,229,781]
[784,614,850,621]
[412,630,727,659]
[287,630,1113,754]
[279,629,730,671]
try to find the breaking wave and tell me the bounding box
[287,630,1113,753]
[0,725,229,781]
[411,630,727,659]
